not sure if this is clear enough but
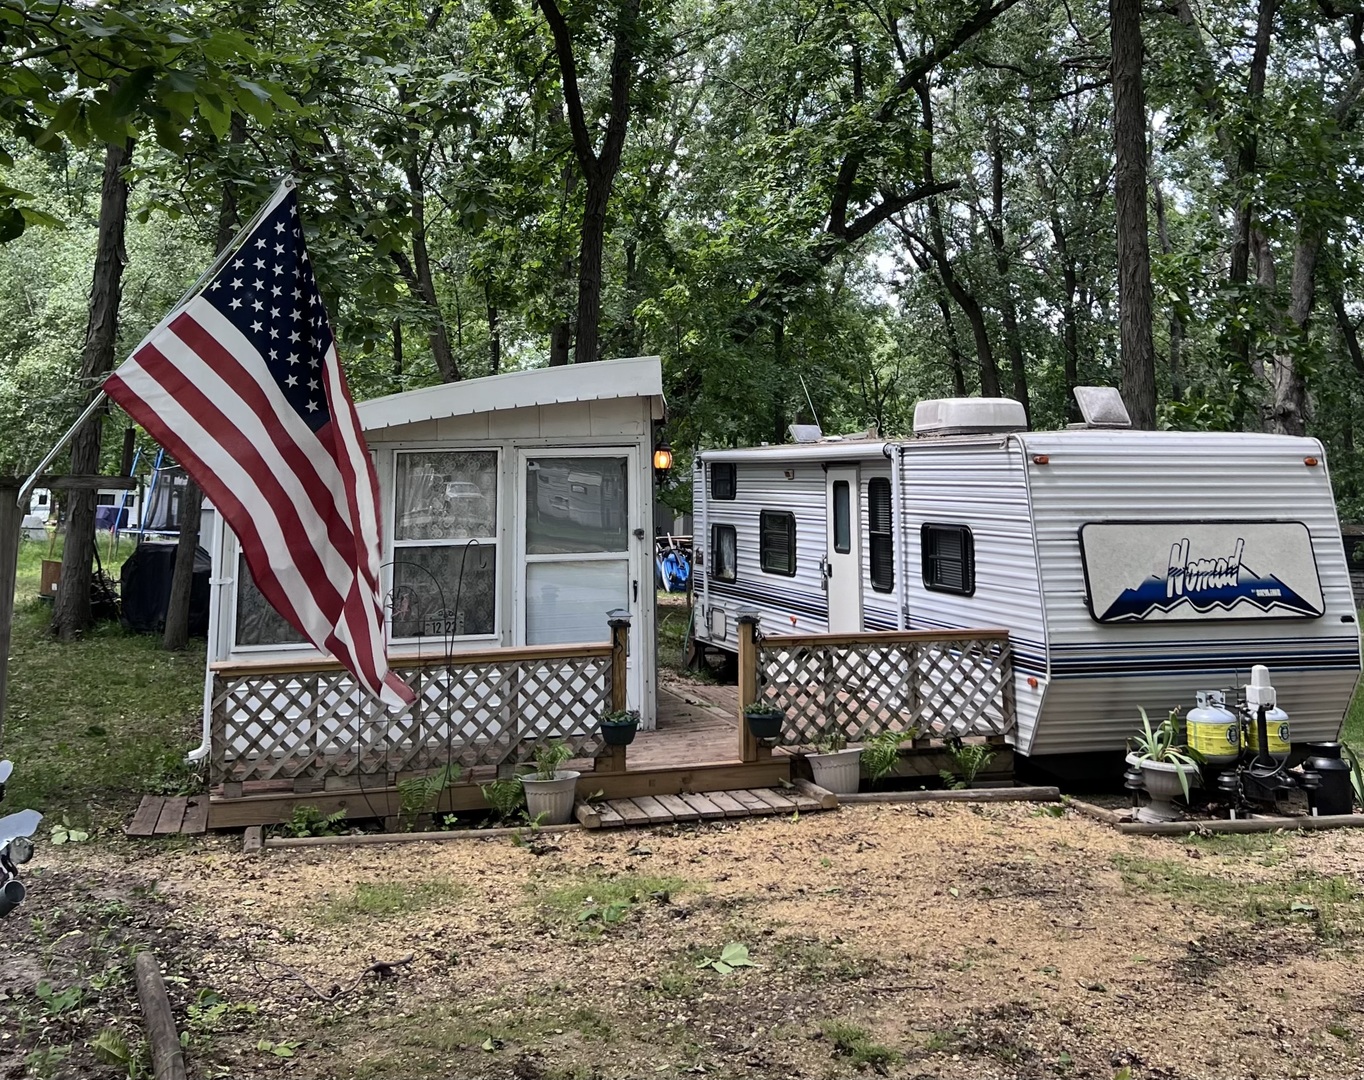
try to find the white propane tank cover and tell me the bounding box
[1245,664,1277,709]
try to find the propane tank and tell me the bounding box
[1186,690,1240,766]
[1243,664,1291,762]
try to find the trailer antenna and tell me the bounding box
[798,374,822,432]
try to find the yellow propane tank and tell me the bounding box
[1186,690,1239,766]
[1246,706,1291,761]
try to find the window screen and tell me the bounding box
[922,524,974,595]
[833,481,850,554]
[711,524,737,582]
[760,511,796,576]
[711,462,736,500]
[868,478,894,592]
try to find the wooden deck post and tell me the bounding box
[601,610,632,774]
[737,611,761,764]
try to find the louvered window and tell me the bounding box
[760,510,796,576]
[868,478,894,592]
[922,523,975,596]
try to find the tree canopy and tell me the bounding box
[6,0,1364,517]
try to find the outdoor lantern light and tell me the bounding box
[653,441,673,483]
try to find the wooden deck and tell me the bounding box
[126,794,210,837]
[575,781,836,828]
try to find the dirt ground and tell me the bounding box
[6,803,1364,1080]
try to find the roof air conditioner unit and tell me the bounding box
[913,398,1028,437]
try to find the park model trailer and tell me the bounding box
[692,391,1363,763]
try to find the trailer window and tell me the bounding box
[760,511,797,576]
[868,478,893,592]
[833,481,851,554]
[711,524,737,582]
[711,462,736,500]
[922,524,974,596]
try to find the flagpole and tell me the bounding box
[14,176,297,509]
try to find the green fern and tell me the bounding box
[481,778,525,823]
[942,739,996,789]
[396,763,463,830]
[281,805,348,838]
[862,728,916,783]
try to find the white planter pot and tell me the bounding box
[1130,755,1201,823]
[520,770,580,825]
[807,748,862,795]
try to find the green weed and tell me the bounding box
[529,873,688,925]
[324,880,460,921]
[820,1021,900,1069]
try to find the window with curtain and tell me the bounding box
[390,450,498,639]
[711,524,737,582]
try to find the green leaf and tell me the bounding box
[718,942,757,968]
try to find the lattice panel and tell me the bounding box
[757,636,1014,747]
[211,653,612,783]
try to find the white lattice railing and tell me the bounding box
[754,630,1015,746]
[210,643,616,784]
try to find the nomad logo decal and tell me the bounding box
[1080,521,1325,624]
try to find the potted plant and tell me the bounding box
[806,731,862,795]
[598,709,641,747]
[519,742,579,825]
[743,700,785,742]
[1127,707,1202,823]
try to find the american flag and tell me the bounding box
[104,180,414,709]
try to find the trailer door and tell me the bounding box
[825,467,863,631]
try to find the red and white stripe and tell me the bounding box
[105,300,412,708]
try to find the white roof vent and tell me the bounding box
[913,397,1028,437]
[1072,386,1132,428]
[789,424,823,443]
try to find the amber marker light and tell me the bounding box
[1304,456,1320,467]
[1032,454,1049,465]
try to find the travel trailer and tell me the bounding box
[692,389,1363,764]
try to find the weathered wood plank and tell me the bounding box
[629,795,675,823]
[792,778,838,809]
[594,801,626,828]
[610,799,651,826]
[654,793,701,822]
[180,797,209,835]
[676,792,726,820]
[575,801,602,828]
[729,789,776,815]
[126,797,163,837]
[706,791,750,817]
[749,788,798,813]
[788,792,822,813]
[153,797,188,836]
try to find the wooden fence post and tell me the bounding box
[737,611,761,764]
[601,609,631,774]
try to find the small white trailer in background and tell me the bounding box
[693,389,1363,767]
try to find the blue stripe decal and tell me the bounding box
[708,580,827,619]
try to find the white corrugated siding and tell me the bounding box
[899,444,1047,745]
[696,460,829,645]
[1019,429,1361,755]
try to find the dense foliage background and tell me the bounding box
[5,0,1364,518]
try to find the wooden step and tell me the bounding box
[127,795,210,837]
[575,783,838,829]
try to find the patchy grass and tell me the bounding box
[322,880,461,921]
[1112,854,1364,939]
[819,1021,900,1070]
[527,872,690,925]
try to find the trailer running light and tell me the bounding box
[1304,457,1319,467]
[1032,455,1049,465]
[1027,676,1039,689]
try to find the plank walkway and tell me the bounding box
[127,795,210,837]
[574,783,837,829]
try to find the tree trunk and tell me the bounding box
[486,281,502,375]
[1109,0,1157,429]
[405,160,458,382]
[935,291,968,397]
[574,178,609,365]
[53,140,132,641]
[1151,174,1185,402]
[392,318,403,383]
[1269,226,1322,436]
[986,137,1030,424]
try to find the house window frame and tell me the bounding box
[868,477,894,593]
[759,510,797,577]
[921,523,975,596]
[388,447,502,643]
[711,523,737,582]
